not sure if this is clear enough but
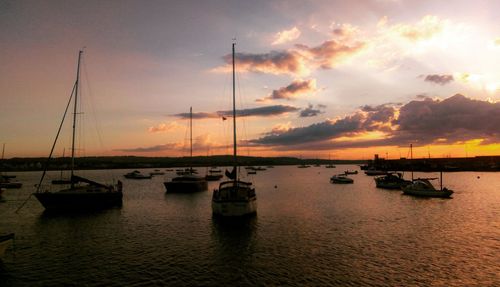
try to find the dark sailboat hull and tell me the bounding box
[34,191,123,210]
[164,181,208,193]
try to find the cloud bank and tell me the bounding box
[172,105,300,119]
[251,94,500,149]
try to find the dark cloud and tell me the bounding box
[173,105,300,119]
[116,143,177,153]
[257,79,315,102]
[394,94,500,144]
[361,104,397,131]
[296,39,365,69]
[223,50,305,76]
[423,74,454,85]
[172,111,219,119]
[300,104,325,118]
[251,94,500,148]
[251,113,364,145]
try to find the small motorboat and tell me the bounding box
[344,170,358,175]
[124,170,152,179]
[330,174,354,184]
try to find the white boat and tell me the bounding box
[0,233,14,259]
[33,51,122,211]
[164,107,207,193]
[330,174,354,184]
[212,43,257,217]
[403,175,453,198]
[402,144,453,198]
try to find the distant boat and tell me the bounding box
[359,164,369,170]
[205,169,223,181]
[375,173,411,189]
[124,170,153,179]
[164,107,207,193]
[330,174,354,184]
[344,170,358,175]
[364,169,387,176]
[33,51,122,211]
[0,144,22,189]
[1,175,16,179]
[176,168,198,176]
[149,169,165,176]
[253,167,266,171]
[0,181,22,189]
[298,164,310,168]
[212,43,257,217]
[0,233,14,259]
[325,164,336,168]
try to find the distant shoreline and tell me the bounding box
[1,155,499,172]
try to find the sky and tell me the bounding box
[1,0,499,159]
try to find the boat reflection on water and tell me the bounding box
[210,216,258,275]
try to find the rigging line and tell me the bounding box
[16,82,77,214]
[82,58,106,151]
[235,65,250,161]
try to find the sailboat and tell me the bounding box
[402,144,454,198]
[164,107,208,193]
[212,43,257,217]
[0,144,22,189]
[33,51,123,210]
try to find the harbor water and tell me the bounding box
[0,166,499,286]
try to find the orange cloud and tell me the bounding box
[148,122,179,133]
[272,26,301,45]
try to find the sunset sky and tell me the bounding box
[1,0,499,159]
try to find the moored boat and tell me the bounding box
[33,51,122,211]
[164,107,207,193]
[124,170,153,179]
[375,173,411,189]
[402,178,453,198]
[330,174,354,184]
[364,169,387,176]
[212,43,257,217]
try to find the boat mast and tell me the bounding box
[410,143,413,181]
[0,143,4,177]
[71,50,83,188]
[232,42,237,181]
[190,106,193,174]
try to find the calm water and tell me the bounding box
[0,166,499,286]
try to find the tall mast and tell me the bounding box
[190,106,193,173]
[232,42,237,179]
[1,143,4,177]
[71,50,83,188]
[410,143,413,181]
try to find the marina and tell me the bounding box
[0,166,498,285]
